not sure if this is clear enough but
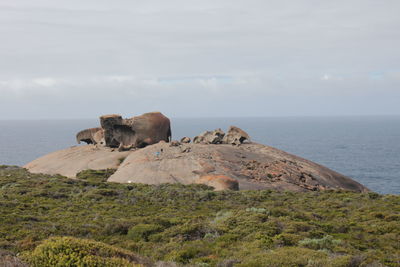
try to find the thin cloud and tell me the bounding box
[0,0,399,118]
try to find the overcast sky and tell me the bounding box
[0,0,399,119]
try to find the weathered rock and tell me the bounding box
[196,175,239,191]
[223,126,250,145]
[170,140,180,147]
[93,129,105,146]
[180,137,191,143]
[25,142,369,192]
[24,145,130,178]
[100,115,124,148]
[87,112,171,149]
[180,146,191,153]
[193,129,225,144]
[76,127,104,145]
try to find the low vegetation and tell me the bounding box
[0,166,399,266]
[23,236,145,267]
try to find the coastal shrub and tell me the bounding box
[127,224,164,241]
[235,247,328,267]
[166,241,212,264]
[245,207,269,214]
[102,221,131,235]
[0,167,399,266]
[212,210,234,225]
[0,250,28,267]
[22,236,145,267]
[76,169,116,183]
[273,233,303,246]
[299,235,341,250]
[368,192,381,199]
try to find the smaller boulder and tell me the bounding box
[193,128,225,144]
[222,126,250,145]
[180,137,191,143]
[170,140,181,147]
[195,175,239,191]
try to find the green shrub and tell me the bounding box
[166,241,211,264]
[273,233,302,246]
[246,207,269,214]
[127,224,164,241]
[22,236,145,267]
[102,221,131,235]
[368,192,381,199]
[236,247,328,267]
[212,210,234,225]
[76,169,116,183]
[0,167,399,266]
[299,235,341,250]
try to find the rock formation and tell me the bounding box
[25,143,369,192]
[76,127,104,145]
[193,126,250,145]
[223,126,251,145]
[25,117,369,192]
[77,112,171,150]
[193,128,225,144]
[180,137,191,143]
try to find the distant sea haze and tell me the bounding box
[0,116,399,195]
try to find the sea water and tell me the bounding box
[0,116,399,194]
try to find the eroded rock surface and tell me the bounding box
[180,137,191,143]
[77,112,171,150]
[25,142,369,192]
[76,127,104,145]
[192,126,250,145]
[193,128,225,144]
[24,145,130,178]
[223,126,251,145]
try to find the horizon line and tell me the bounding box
[1,114,400,121]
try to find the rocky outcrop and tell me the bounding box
[25,142,369,192]
[24,145,130,178]
[100,114,125,148]
[170,140,180,147]
[76,127,104,145]
[193,128,225,144]
[180,137,191,143]
[26,117,369,192]
[223,126,250,145]
[192,126,250,145]
[78,112,171,150]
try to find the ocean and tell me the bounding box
[0,116,399,194]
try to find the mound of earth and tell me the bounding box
[24,142,368,192]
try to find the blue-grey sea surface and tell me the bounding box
[0,116,399,195]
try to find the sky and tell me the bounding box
[0,0,399,119]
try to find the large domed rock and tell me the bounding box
[24,142,369,192]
